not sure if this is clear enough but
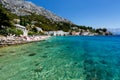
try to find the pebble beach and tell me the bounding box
[0,35,50,47]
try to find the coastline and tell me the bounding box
[0,35,51,48]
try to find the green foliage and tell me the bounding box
[28,27,38,35]
[57,22,71,32]
[0,28,23,36]
[79,26,88,30]
[7,28,23,36]
[77,26,93,30]
[102,28,107,32]
[95,28,109,35]
[31,27,38,33]
[95,28,107,33]
[20,16,31,26]
[0,5,18,29]
[89,29,96,33]
[28,31,35,35]
[0,5,11,28]
[0,5,21,36]
[19,14,71,31]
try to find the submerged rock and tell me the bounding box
[21,48,26,51]
[66,46,71,49]
[0,54,4,57]
[35,63,40,66]
[100,60,107,64]
[28,53,36,56]
[9,51,15,53]
[84,59,94,64]
[74,62,78,65]
[41,55,47,58]
[44,52,48,54]
[34,66,43,72]
[24,51,30,54]
[45,45,52,48]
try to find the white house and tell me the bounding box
[55,30,69,36]
[13,19,20,24]
[14,24,28,36]
[71,27,78,30]
[45,30,69,36]
[36,27,43,32]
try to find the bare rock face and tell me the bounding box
[0,0,71,23]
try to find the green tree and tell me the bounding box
[0,5,12,28]
[102,28,107,32]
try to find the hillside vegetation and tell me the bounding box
[0,5,24,36]
[0,5,112,36]
[20,14,72,31]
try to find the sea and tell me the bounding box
[0,36,120,80]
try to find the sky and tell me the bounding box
[28,0,120,29]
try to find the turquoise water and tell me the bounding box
[0,36,120,80]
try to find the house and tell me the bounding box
[82,32,90,36]
[71,31,80,35]
[14,24,28,36]
[45,30,69,36]
[71,27,78,30]
[13,19,20,24]
[36,27,43,32]
[55,30,69,36]
[31,21,38,24]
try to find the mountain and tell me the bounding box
[0,0,71,23]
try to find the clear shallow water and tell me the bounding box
[0,36,120,80]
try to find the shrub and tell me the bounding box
[0,28,23,36]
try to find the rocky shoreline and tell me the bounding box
[0,35,50,47]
